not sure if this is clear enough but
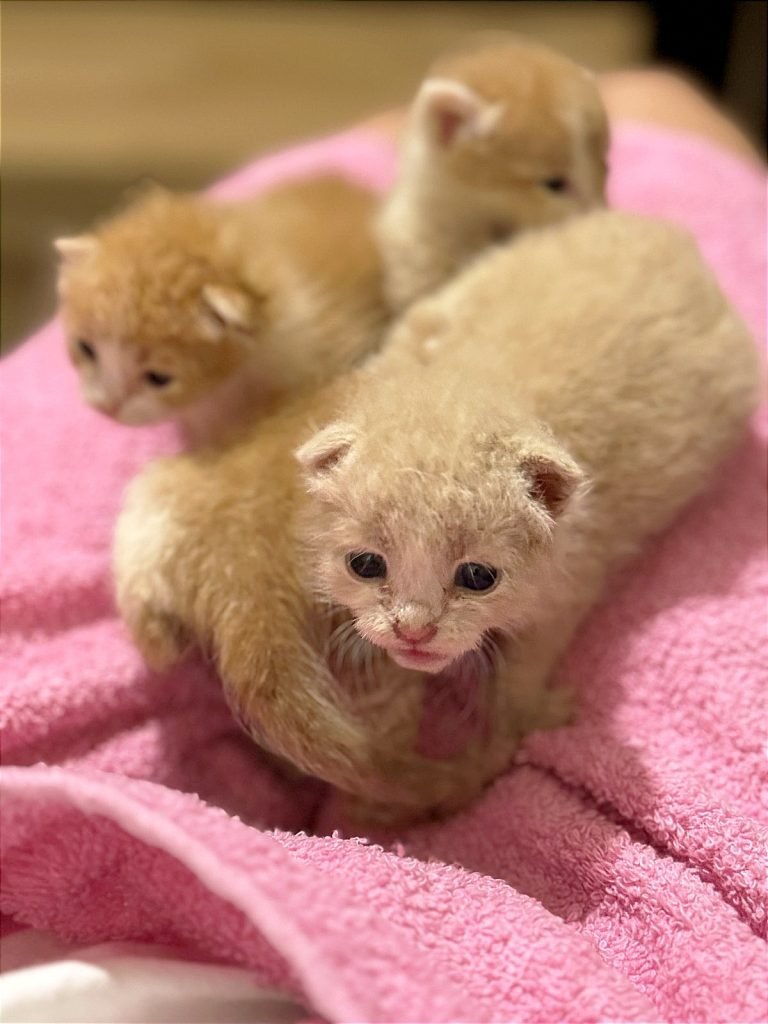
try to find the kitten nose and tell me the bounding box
[393,621,438,645]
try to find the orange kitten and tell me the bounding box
[297,210,758,725]
[377,38,609,310]
[57,176,386,446]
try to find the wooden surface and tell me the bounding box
[3,0,655,348]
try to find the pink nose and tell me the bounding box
[393,621,438,645]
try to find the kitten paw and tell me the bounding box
[534,684,575,731]
[343,794,456,826]
[343,773,486,826]
[343,794,407,826]
[129,605,190,671]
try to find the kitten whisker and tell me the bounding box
[325,614,385,700]
[327,616,356,649]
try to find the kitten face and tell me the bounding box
[297,422,584,673]
[410,63,608,242]
[65,327,245,426]
[56,213,264,426]
[326,533,515,674]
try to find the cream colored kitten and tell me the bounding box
[57,176,386,446]
[113,384,558,822]
[297,211,759,703]
[376,38,609,311]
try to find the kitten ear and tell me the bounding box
[201,285,263,336]
[54,235,99,263]
[296,423,357,491]
[416,78,503,147]
[518,449,585,520]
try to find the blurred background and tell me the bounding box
[3,0,766,350]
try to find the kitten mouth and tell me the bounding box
[396,647,442,661]
[116,408,167,426]
[391,646,453,672]
[387,631,502,674]
[358,629,455,672]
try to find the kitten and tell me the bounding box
[114,215,758,824]
[113,383,555,822]
[376,38,609,311]
[57,176,386,446]
[297,211,759,714]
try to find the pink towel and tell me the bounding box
[1,125,766,1023]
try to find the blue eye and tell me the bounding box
[346,551,387,580]
[144,370,173,388]
[454,562,498,592]
[78,339,97,361]
[543,177,568,193]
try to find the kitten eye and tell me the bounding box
[454,562,499,592]
[542,177,568,193]
[346,551,387,580]
[144,370,173,388]
[77,339,97,361]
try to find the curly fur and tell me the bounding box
[113,385,559,823]
[297,209,760,734]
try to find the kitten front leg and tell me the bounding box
[490,631,575,735]
[217,624,383,789]
[112,466,192,670]
[119,596,191,671]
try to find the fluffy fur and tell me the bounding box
[57,176,386,445]
[297,210,760,724]
[113,383,561,822]
[115,211,758,822]
[376,38,609,310]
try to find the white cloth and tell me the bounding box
[1,930,306,1023]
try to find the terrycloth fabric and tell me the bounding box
[1,125,766,1023]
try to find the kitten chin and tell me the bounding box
[376,38,609,310]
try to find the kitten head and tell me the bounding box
[296,414,585,673]
[56,189,267,425]
[407,40,608,238]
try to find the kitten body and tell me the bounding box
[376,39,609,311]
[58,176,386,446]
[298,210,760,690]
[113,386,552,820]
